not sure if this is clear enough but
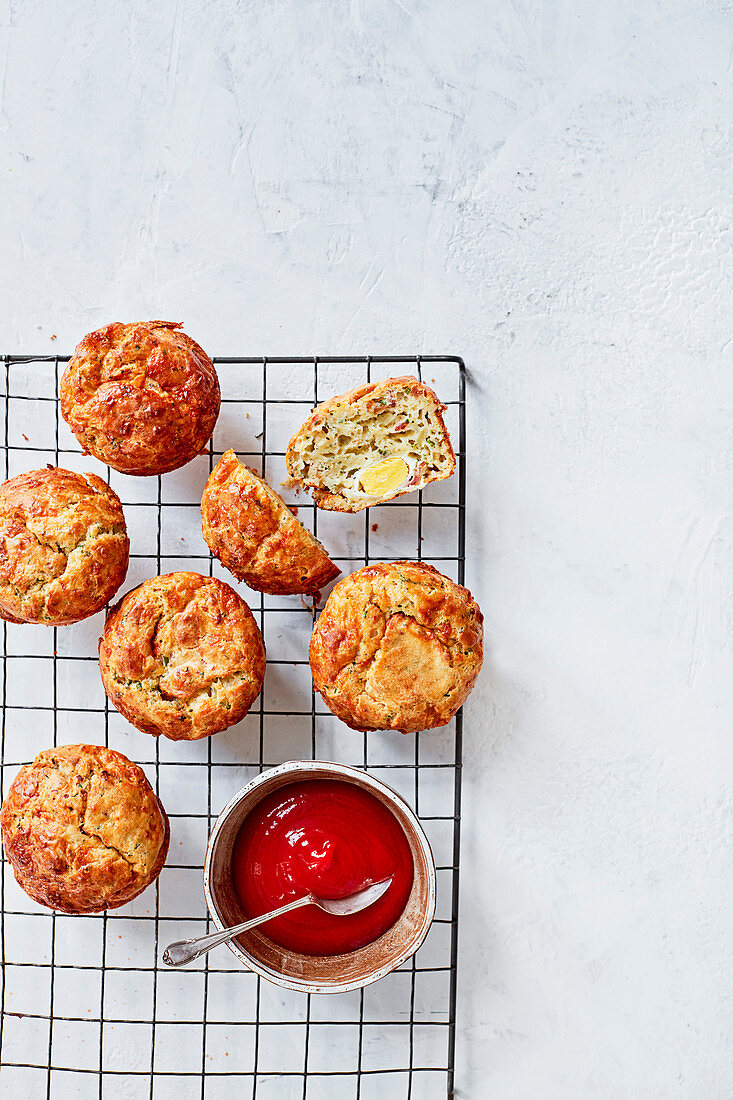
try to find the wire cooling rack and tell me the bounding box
[0,354,466,1100]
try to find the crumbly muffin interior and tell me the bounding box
[288,384,454,504]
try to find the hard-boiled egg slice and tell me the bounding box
[355,455,415,499]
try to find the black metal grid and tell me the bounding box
[0,354,466,1100]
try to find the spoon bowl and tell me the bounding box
[315,878,392,916]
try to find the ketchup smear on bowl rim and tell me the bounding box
[231,779,414,956]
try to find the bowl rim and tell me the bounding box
[202,758,437,994]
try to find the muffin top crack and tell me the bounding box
[99,571,266,741]
[0,745,169,913]
[310,561,483,733]
[0,467,129,625]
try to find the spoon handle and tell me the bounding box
[162,895,313,967]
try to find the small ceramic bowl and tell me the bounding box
[203,759,436,993]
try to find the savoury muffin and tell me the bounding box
[310,561,483,733]
[0,744,169,913]
[60,320,220,476]
[286,377,455,512]
[201,450,340,595]
[0,467,129,625]
[99,572,266,741]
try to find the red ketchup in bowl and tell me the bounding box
[231,779,414,956]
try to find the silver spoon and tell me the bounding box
[162,877,394,967]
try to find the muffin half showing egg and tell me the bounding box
[285,376,455,512]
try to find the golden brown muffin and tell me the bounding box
[201,450,340,595]
[310,561,483,732]
[286,376,456,512]
[0,467,129,625]
[0,744,169,913]
[99,571,266,741]
[60,320,221,476]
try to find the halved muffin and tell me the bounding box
[285,376,455,512]
[201,450,340,595]
[0,744,169,913]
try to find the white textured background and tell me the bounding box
[1,1,732,1097]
